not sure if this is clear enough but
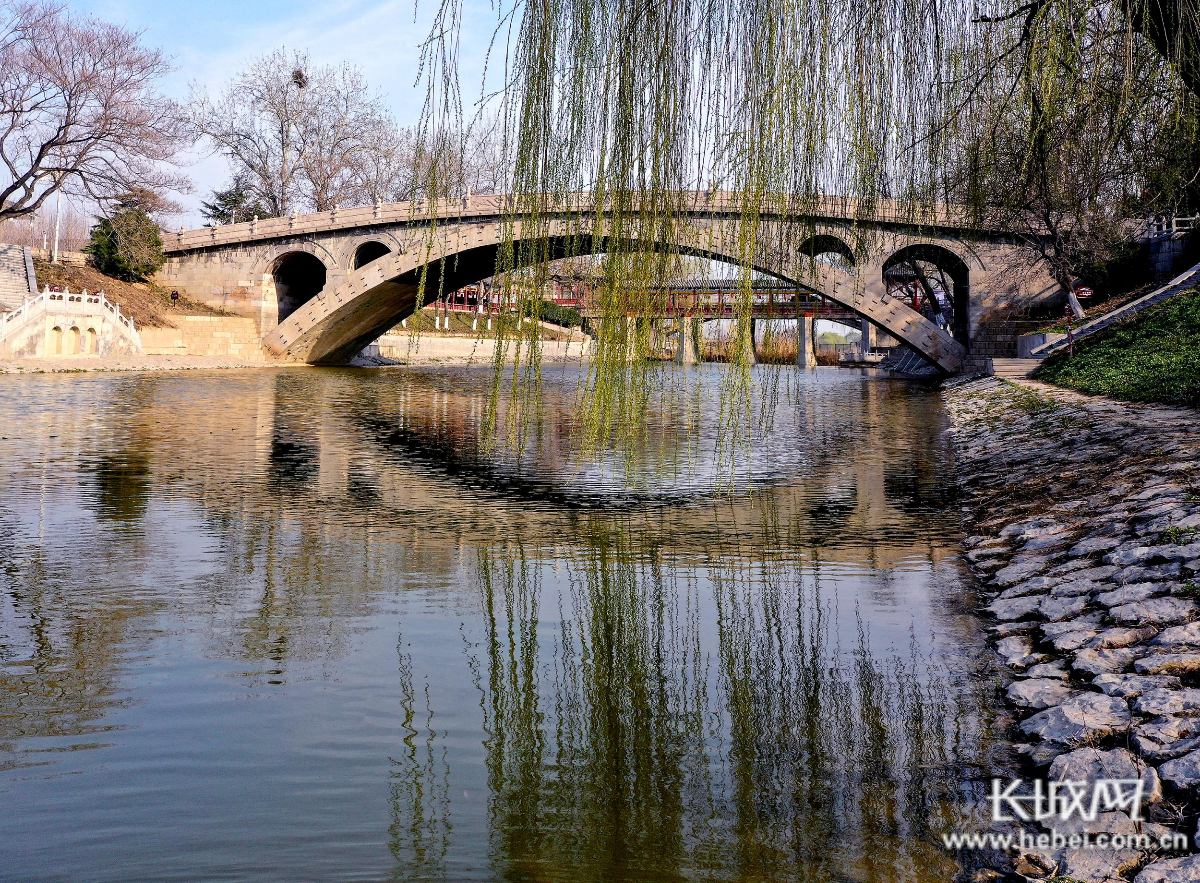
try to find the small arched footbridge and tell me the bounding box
[158,193,1060,373]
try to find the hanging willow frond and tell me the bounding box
[414,0,1198,460]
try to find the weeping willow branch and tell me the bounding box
[414,0,1198,462]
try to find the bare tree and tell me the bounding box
[0,1,186,223]
[462,112,508,195]
[187,49,313,217]
[352,122,419,204]
[189,49,404,215]
[945,2,1188,294]
[295,64,395,210]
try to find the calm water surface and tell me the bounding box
[0,365,999,882]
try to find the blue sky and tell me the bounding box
[67,0,504,223]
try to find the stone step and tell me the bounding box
[989,358,1040,378]
[0,243,34,312]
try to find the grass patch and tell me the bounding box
[1032,288,1200,407]
[1004,383,1062,414]
[520,299,585,329]
[1175,583,1200,599]
[1164,526,1199,545]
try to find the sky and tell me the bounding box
[67,0,505,225]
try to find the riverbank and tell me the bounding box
[0,337,592,373]
[946,376,1200,883]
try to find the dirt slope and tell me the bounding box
[32,259,227,328]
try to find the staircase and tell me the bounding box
[1,286,141,358]
[1032,261,1200,358]
[989,358,1040,379]
[0,244,36,311]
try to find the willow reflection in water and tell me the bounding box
[390,530,989,883]
[0,367,997,883]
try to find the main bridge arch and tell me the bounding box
[262,219,970,372]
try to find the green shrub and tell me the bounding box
[1032,289,1200,408]
[521,299,585,328]
[85,208,165,281]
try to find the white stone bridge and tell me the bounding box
[157,192,1060,373]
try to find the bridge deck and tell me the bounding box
[164,192,985,254]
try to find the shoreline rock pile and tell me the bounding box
[946,376,1200,882]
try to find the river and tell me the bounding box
[0,365,1001,882]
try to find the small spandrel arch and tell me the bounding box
[353,241,391,270]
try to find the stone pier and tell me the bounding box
[674,317,700,365]
[796,315,816,368]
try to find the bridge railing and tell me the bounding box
[1147,214,1200,236]
[164,192,983,254]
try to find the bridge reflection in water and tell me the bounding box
[0,367,1001,883]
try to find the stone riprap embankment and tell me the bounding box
[946,376,1200,883]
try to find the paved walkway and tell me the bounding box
[946,376,1200,883]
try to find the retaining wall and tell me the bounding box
[141,316,265,360]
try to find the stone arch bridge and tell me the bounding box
[157,192,1060,373]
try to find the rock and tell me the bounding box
[1060,844,1142,881]
[1096,583,1166,607]
[1159,749,1200,789]
[1138,734,1200,763]
[1134,654,1200,676]
[1133,688,1200,716]
[988,620,1038,638]
[1020,692,1131,746]
[1051,628,1100,651]
[1073,564,1121,582]
[1040,594,1090,622]
[1048,748,1162,806]
[967,543,1009,561]
[1023,532,1076,553]
[996,577,1054,600]
[1135,855,1200,883]
[1050,578,1103,598]
[1088,626,1159,649]
[1136,714,1200,746]
[1000,516,1062,540]
[994,556,1059,587]
[1050,557,1094,576]
[1094,673,1183,698]
[1073,647,1139,676]
[971,557,1006,573]
[1106,546,1155,567]
[987,595,1043,621]
[1117,562,1183,584]
[1026,660,1070,680]
[1007,678,1074,709]
[1151,621,1200,648]
[1016,740,1065,767]
[996,635,1044,669]
[1157,541,1200,561]
[1070,536,1123,557]
[1111,597,1197,626]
